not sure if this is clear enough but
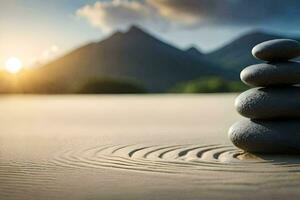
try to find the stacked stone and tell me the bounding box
[229,39,300,154]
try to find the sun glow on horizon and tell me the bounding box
[5,57,23,74]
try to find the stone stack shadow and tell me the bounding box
[229,39,300,154]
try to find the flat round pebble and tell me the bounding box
[235,86,300,119]
[228,119,300,154]
[241,62,300,87]
[252,39,300,61]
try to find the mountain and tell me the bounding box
[36,26,227,92]
[207,31,300,75]
[186,47,204,57]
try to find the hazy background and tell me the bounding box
[2,0,300,67]
[1,0,300,94]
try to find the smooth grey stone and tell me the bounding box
[241,62,300,87]
[235,86,300,119]
[252,39,300,61]
[229,119,300,154]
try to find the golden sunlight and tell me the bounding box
[5,57,23,74]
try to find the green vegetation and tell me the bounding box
[77,77,147,94]
[0,71,247,94]
[170,77,249,93]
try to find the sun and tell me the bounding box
[5,57,23,74]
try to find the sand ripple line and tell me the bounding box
[50,144,300,174]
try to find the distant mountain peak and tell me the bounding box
[127,25,146,34]
[102,25,149,43]
[121,25,165,43]
[186,46,203,57]
[187,46,202,53]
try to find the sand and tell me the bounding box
[1,94,300,200]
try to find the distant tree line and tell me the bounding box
[77,77,146,94]
[0,71,247,94]
[169,77,249,93]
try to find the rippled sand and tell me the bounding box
[1,95,300,200]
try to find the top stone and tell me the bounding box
[252,39,300,61]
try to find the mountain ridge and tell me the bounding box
[35,26,300,93]
[37,25,227,92]
[207,30,300,72]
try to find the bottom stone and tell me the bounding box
[228,119,300,154]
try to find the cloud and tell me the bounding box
[148,0,300,25]
[147,0,215,25]
[77,0,300,32]
[76,0,160,32]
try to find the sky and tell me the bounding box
[1,0,300,68]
